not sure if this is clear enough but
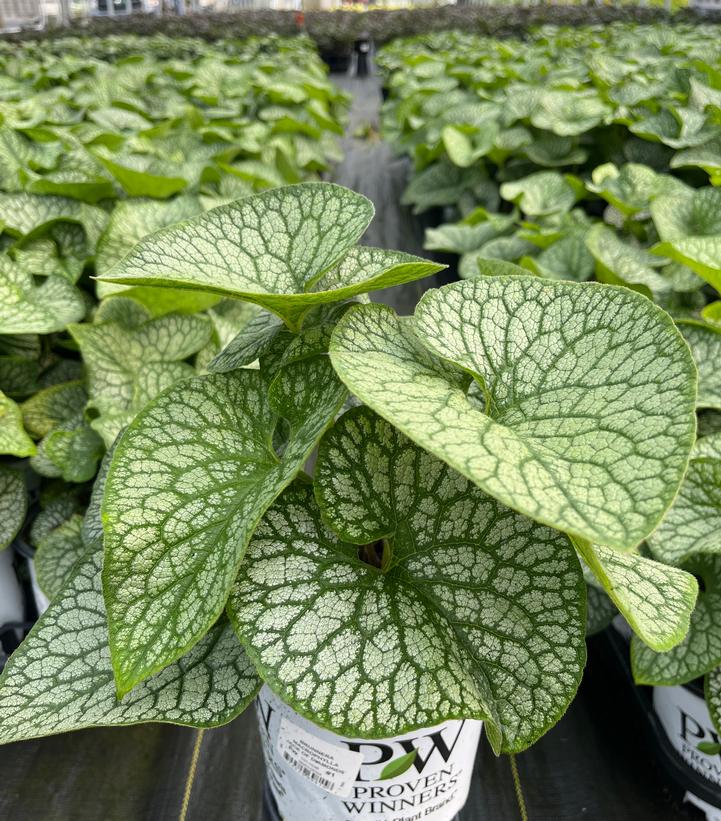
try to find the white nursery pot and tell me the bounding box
[27,558,50,616]
[653,684,721,819]
[0,549,24,628]
[256,685,482,821]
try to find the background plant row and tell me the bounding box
[0,32,348,603]
[0,7,705,54]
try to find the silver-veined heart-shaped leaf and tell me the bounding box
[632,554,721,686]
[585,224,670,298]
[0,390,36,457]
[574,540,697,652]
[652,188,721,293]
[95,196,204,297]
[0,466,26,550]
[70,312,212,446]
[647,458,721,566]
[330,278,697,550]
[229,408,586,753]
[677,321,721,410]
[34,513,85,600]
[585,585,617,637]
[500,171,580,217]
[96,184,443,329]
[21,380,87,439]
[207,308,284,373]
[0,192,108,247]
[102,359,347,696]
[0,547,260,745]
[0,255,85,334]
[587,163,689,217]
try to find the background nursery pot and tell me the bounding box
[256,685,481,821]
[0,183,705,821]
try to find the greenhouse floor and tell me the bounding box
[0,67,705,821]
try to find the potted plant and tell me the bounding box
[0,183,702,820]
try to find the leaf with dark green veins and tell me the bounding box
[380,750,418,781]
[0,548,260,745]
[652,188,721,292]
[585,585,617,637]
[330,278,697,550]
[97,184,442,328]
[0,193,108,247]
[647,459,721,566]
[574,540,697,651]
[95,196,203,295]
[35,513,85,599]
[586,225,670,298]
[677,321,721,410]
[0,390,36,456]
[102,359,347,696]
[695,434,721,460]
[209,308,285,373]
[71,313,212,446]
[230,409,586,753]
[632,554,721,686]
[587,163,689,217]
[0,467,26,550]
[500,172,579,217]
[0,256,85,334]
[34,418,104,483]
[22,380,87,438]
[706,667,721,739]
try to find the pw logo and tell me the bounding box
[344,722,468,782]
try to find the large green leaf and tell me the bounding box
[647,458,721,566]
[574,540,697,651]
[96,184,442,329]
[632,554,721,686]
[677,321,721,410]
[330,278,697,550]
[0,255,85,334]
[230,412,585,752]
[0,466,26,550]
[0,548,260,744]
[102,360,347,696]
[0,390,36,456]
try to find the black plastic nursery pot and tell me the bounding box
[320,48,352,74]
[605,627,721,819]
[255,685,476,821]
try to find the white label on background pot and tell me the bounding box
[653,684,721,816]
[257,685,482,821]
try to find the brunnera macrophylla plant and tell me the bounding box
[0,182,702,754]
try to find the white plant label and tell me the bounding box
[256,685,482,821]
[653,684,721,817]
[277,716,364,798]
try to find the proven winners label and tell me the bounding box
[256,686,482,821]
[653,684,721,819]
